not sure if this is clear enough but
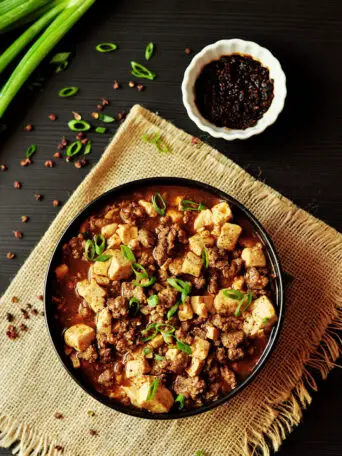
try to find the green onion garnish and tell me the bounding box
[56,61,68,73]
[223,289,253,317]
[67,119,91,132]
[154,354,164,361]
[152,192,166,216]
[145,42,154,61]
[95,126,107,134]
[96,42,117,53]
[66,140,83,157]
[50,52,71,64]
[262,317,270,324]
[167,302,180,320]
[143,347,151,356]
[167,278,192,303]
[162,332,175,343]
[58,86,79,97]
[25,144,36,158]
[176,339,192,355]
[141,323,159,342]
[95,253,112,262]
[180,200,206,212]
[85,239,95,261]
[131,61,156,80]
[147,294,159,308]
[129,297,140,316]
[195,451,207,456]
[175,394,185,410]
[223,289,244,300]
[97,113,115,123]
[132,263,148,279]
[146,378,159,401]
[156,323,176,334]
[120,245,136,262]
[133,276,156,288]
[141,133,169,153]
[94,234,106,255]
[84,140,92,155]
[202,248,209,268]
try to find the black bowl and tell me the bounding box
[45,177,284,420]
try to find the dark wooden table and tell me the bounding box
[1,1,341,455]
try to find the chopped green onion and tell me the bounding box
[50,52,71,65]
[176,339,192,355]
[133,276,156,288]
[25,144,36,158]
[147,294,159,308]
[152,192,166,216]
[58,86,79,97]
[132,263,148,279]
[141,323,159,342]
[94,234,106,255]
[97,113,115,123]
[146,378,159,401]
[84,140,92,155]
[96,42,117,53]
[223,289,244,300]
[156,323,176,334]
[95,126,107,134]
[167,278,192,302]
[67,119,91,132]
[162,332,175,343]
[85,239,95,261]
[141,132,169,153]
[145,42,154,61]
[262,317,270,324]
[66,140,83,157]
[55,61,68,73]
[120,245,136,262]
[202,248,209,268]
[167,302,180,320]
[195,451,207,456]
[154,354,164,361]
[180,200,206,212]
[129,297,140,316]
[175,394,185,410]
[95,254,112,262]
[130,61,156,80]
[143,347,151,356]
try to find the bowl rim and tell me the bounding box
[44,177,285,420]
[181,38,287,140]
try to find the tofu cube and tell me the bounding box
[206,325,219,340]
[148,334,164,349]
[166,209,183,223]
[214,289,238,315]
[191,295,215,317]
[125,359,151,378]
[165,348,179,361]
[93,251,114,276]
[107,233,121,249]
[243,295,277,337]
[241,246,266,267]
[93,275,110,286]
[101,222,118,238]
[169,257,183,276]
[107,249,132,281]
[76,279,107,312]
[124,376,174,413]
[189,234,204,256]
[104,208,119,219]
[181,251,203,277]
[70,352,81,368]
[96,308,112,336]
[194,209,213,231]
[178,299,194,321]
[217,223,242,251]
[55,264,69,280]
[117,224,138,245]
[186,337,210,377]
[211,202,232,225]
[139,200,158,217]
[186,357,205,377]
[232,276,245,291]
[64,324,95,352]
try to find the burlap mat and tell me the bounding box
[0,105,341,456]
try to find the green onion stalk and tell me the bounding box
[0,0,95,118]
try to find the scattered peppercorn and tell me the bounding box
[26,303,32,309]
[102,98,109,106]
[74,159,88,169]
[128,81,135,88]
[137,84,144,92]
[55,446,64,452]
[20,158,32,167]
[31,308,39,316]
[45,160,54,168]
[96,104,103,111]
[89,429,98,436]
[14,181,21,189]
[81,138,88,145]
[40,311,45,316]
[20,323,28,331]
[76,132,84,140]
[113,80,120,89]
[0,164,8,171]
[72,112,82,121]
[91,112,99,119]
[7,252,16,259]
[58,137,68,150]
[54,412,64,419]
[53,151,62,159]
[6,313,14,322]
[21,215,29,223]
[12,296,19,303]
[87,410,96,417]
[34,194,43,201]
[37,295,44,301]
[24,124,33,132]
[6,325,18,340]
[117,112,126,121]
[65,156,72,163]
[52,199,61,207]
[185,47,192,54]
[13,231,23,239]
[48,114,57,121]
[191,136,201,145]
[20,308,30,319]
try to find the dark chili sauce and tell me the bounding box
[194,54,274,130]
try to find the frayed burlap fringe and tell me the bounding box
[0,105,341,456]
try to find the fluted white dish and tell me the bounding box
[182,39,287,140]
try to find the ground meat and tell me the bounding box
[177,227,188,244]
[205,382,221,402]
[208,270,219,294]
[216,347,227,364]
[138,228,155,247]
[121,282,135,299]
[78,301,93,318]
[207,247,220,268]
[182,211,193,224]
[119,201,145,224]
[167,351,190,374]
[153,223,186,266]
[192,327,207,339]
[227,258,243,278]
[78,345,98,363]
[174,375,206,400]
[68,234,85,259]
[192,275,206,290]
[107,296,129,318]
[227,347,245,361]
[245,267,269,290]
[108,281,121,297]
[175,326,193,345]
[158,286,178,309]
[220,330,244,348]
[220,366,237,390]
[89,216,107,231]
[211,315,243,332]
[99,347,114,363]
[157,268,170,283]
[98,368,114,386]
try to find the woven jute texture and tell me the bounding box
[0,105,341,456]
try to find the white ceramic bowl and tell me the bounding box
[182,39,287,140]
